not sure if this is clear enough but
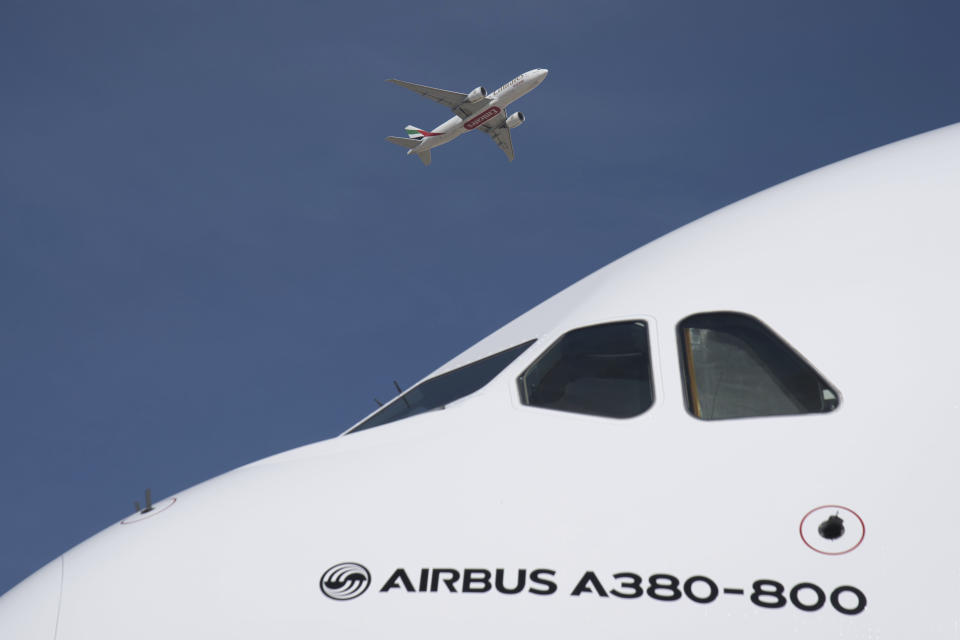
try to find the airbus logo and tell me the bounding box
[320,562,371,601]
[320,564,866,615]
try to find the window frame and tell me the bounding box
[676,311,841,421]
[344,339,537,435]
[514,317,660,421]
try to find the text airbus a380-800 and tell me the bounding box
[385,69,548,165]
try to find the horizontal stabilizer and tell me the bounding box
[385,136,421,150]
[417,150,431,166]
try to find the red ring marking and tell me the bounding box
[799,504,865,555]
[120,497,177,525]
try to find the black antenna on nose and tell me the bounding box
[394,380,410,408]
[140,489,154,514]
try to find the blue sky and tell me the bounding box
[2,0,959,594]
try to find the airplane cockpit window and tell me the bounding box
[517,321,654,418]
[348,340,535,434]
[678,312,840,420]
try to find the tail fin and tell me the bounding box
[405,125,429,139]
[385,136,421,150]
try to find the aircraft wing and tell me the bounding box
[387,78,492,117]
[387,79,468,110]
[481,115,515,162]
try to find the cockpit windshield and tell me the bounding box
[678,312,839,420]
[517,321,655,419]
[348,340,535,434]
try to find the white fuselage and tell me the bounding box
[5,123,960,639]
[412,68,548,153]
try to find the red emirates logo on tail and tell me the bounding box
[464,106,502,130]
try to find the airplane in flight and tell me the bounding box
[385,68,548,165]
[3,123,960,638]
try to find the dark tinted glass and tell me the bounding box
[678,312,839,420]
[349,341,535,433]
[517,321,654,418]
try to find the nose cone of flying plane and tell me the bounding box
[528,68,548,86]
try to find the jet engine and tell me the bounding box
[467,86,487,103]
[506,112,525,129]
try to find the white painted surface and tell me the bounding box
[4,122,960,638]
[0,557,61,640]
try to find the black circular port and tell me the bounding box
[818,514,845,540]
